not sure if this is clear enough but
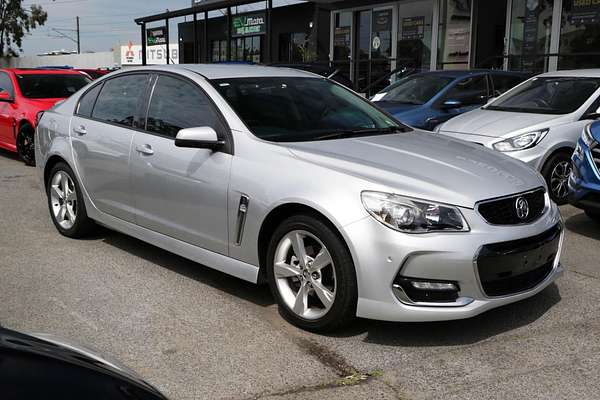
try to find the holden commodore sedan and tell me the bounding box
[36,65,563,331]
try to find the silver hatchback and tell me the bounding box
[36,65,563,331]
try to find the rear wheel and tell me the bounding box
[16,123,35,166]
[47,162,95,238]
[266,215,357,332]
[541,152,572,205]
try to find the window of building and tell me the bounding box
[438,0,472,70]
[279,32,308,63]
[92,74,148,127]
[508,0,553,73]
[333,11,351,62]
[230,35,262,62]
[146,75,222,138]
[211,40,227,62]
[558,0,600,70]
[398,0,433,70]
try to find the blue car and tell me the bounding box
[569,121,600,223]
[371,70,530,131]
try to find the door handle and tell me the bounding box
[72,125,87,135]
[135,144,154,155]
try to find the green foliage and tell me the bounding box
[0,1,47,57]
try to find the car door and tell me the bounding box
[0,71,16,149]
[71,73,151,222]
[130,73,232,255]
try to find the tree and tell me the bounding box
[0,1,47,57]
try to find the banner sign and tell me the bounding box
[522,0,539,70]
[232,12,266,37]
[372,9,392,33]
[401,16,425,40]
[147,26,167,46]
[569,0,600,23]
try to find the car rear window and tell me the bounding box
[16,74,90,99]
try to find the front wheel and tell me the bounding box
[541,152,572,205]
[16,123,35,166]
[266,215,357,332]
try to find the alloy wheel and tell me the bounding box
[50,171,78,230]
[273,230,336,320]
[550,160,571,201]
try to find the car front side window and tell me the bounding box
[92,74,149,127]
[443,75,489,106]
[145,75,223,138]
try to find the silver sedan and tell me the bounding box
[36,65,563,331]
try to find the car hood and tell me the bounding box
[438,108,569,138]
[285,132,545,209]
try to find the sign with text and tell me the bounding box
[146,26,167,46]
[570,0,600,23]
[232,12,266,37]
[121,42,179,65]
[401,16,425,40]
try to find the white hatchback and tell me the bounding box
[438,69,600,204]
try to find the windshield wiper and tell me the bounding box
[312,126,408,141]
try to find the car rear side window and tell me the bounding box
[92,74,148,127]
[491,74,525,96]
[0,72,14,97]
[145,75,222,138]
[76,83,102,117]
[444,75,489,106]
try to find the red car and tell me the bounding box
[0,68,90,165]
[76,68,112,80]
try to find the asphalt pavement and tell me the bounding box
[1,149,599,400]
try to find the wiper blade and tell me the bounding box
[312,126,407,141]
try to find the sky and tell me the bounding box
[21,0,193,55]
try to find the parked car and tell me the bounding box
[0,68,90,165]
[0,326,167,399]
[569,121,600,222]
[37,65,563,331]
[371,70,529,131]
[438,70,600,204]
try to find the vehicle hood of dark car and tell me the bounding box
[285,131,545,208]
[438,108,567,138]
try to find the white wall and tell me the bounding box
[0,51,119,69]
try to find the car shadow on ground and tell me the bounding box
[565,213,600,241]
[99,227,562,347]
[100,229,275,307]
[0,148,20,161]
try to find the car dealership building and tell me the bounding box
[135,0,600,94]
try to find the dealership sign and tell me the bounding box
[232,12,266,37]
[121,42,179,65]
[147,26,167,46]
[570,0,600,23]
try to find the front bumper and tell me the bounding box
[343,199,563,322]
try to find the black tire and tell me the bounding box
[16,123,35,166]
[585,210,600,224]
[46,162,95,238]
[541,151,572,205]
[266,214,357,332]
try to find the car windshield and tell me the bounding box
[212,77,407,142]
[16,74,90,99]
[378,74,454,104]
[486,77,600,115]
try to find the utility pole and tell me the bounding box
[76,16,80,54]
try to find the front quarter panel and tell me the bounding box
[35,110,74,189]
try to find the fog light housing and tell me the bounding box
[393,277,460,303]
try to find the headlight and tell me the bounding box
[361,191,469,233]
[492,129,549,152]
[582,123,596,147]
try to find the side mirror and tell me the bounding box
[174,126,225,150]
[441,99,463,110]
[0,90,13,102]
[582,106,600,120]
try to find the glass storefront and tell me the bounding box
[558,0,600,69]
[397,0,433,71]
[508,0,553,73]
[438,0,472,70]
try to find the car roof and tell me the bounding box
[1,68,86,75]
[537,69,600,78]
[122,64,319,80]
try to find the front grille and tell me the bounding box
[592,142,600,173]
[477,224,561,297]
[477,188,545,225]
